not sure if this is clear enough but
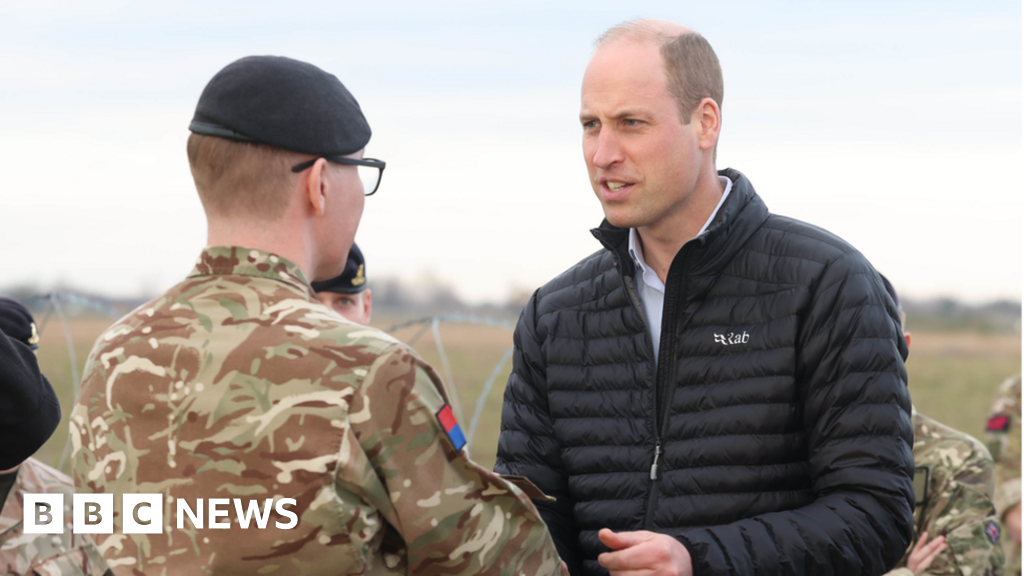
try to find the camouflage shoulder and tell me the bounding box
[986,374,1021,457]
[264,300,412,363]
[997,374,1022,398]
[990,374,1022,418]
[913,412,994,472]
[87,295,163,347]
[311,313,405,353]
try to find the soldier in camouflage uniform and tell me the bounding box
[987,375,1022,576]
[71,56,563,575]
[881,277,1005,576]
[883,410,1007,576]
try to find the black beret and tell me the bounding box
[0,297,39,350]
[189,55,371,156]
[0,330,61,469]
[312,243,368,295]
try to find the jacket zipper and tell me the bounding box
[642,240,696,529]
[618,260,663,514]
[649,441,661,480]
[608,233,696,530]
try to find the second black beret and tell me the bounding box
[312,243,368,295]
[0,330,61,469]
[0,297,40,350]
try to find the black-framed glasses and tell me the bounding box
[291,156,386,196]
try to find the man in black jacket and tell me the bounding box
[495,19,915,576]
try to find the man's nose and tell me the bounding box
[591,129,623,169]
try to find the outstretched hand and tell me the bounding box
[906,531,945,574]
[597,528,693,576]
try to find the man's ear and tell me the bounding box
[303,158,329,216]
[694,97,721,152]
[363,289,372,323]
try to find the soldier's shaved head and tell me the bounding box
[594,19,723,132]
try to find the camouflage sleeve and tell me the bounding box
[987,376,1022,520]
[334,344,563,575]
[916,440,1005,576]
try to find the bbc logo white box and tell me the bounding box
[73,493,114,534]
[23,493,63,534]
[123,494,163,534]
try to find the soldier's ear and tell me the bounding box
[302,158,329,217]
[904,332,911,349]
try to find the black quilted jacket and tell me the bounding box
[495,169,915,576]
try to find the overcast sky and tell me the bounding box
[1,1,1020,304]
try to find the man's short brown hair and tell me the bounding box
[186,133,302,221]
[596,20,724,126]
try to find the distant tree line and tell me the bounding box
[2,280,1020,333]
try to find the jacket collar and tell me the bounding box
[591,168,770,286]
[188,246,315,299]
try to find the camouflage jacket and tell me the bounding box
[987,375,1021,576]
[884,410,1005,576]
[71,246,562,576]
[0,458,109,575]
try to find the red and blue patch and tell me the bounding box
[987,415,1011,432]
[986,520,1001,544]
[436,404,466,451]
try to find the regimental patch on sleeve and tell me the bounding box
[987,415,1011,432]
[985,520,1001,544]
[436,404,466,452]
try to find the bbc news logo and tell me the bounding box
[24,494,298,534]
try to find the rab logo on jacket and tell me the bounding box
[714,331,750,345]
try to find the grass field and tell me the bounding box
[30,313,1021,475]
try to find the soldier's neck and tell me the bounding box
[206,218,315,282]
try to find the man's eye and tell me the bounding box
[582,120,598,129]
[624,119,640,127]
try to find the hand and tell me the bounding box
[1005,501,1022,544]
[597,528,693,576]
[906,531,945,574]
[560,561,570,576]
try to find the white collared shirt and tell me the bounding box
[627,175,733,366]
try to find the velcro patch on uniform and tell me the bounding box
[436,404,466,451]
[987,415,1011,432]
[913,467,929,506]
[985,520,1001,544]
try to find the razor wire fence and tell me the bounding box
[385,314,516,455]
[27,292,122,472]
[24,292,516,472]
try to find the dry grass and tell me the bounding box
[30,315,1021,476]
[905,331,1021,438]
